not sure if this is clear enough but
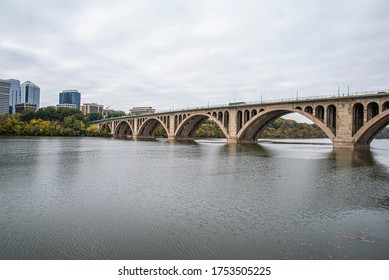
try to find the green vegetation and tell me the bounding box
[261,118,326,139]
[0,107,109,137]
[194,120,225,138]
[155,125,168,137]
[155,118,329,139]
[85,112,104,123]
[106,111,126,118]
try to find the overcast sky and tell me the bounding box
[1,0,388,114]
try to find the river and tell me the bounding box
[0,137,388,259]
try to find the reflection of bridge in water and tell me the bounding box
[91,91,389,150]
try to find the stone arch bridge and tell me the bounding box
[90,92,389,150]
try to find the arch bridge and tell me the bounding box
[90,92,389,150]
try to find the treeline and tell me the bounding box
[194,118,328,139]
[0,107,109,137]
[155,118,328,138]
[261,118,326,138]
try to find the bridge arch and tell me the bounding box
[304,106,313,115]
[224,111,229,129]
[237,110,243,131]
[137,117,169,139]
[115,120,134,139]
[367,102,379,121]
[383,101,389,111]
[237,108,336,143]
[315,105,324,122]
[175,113,230,140]
[353,103,364,135]
[327,104,336,133]
[217,111,222,122]
[353,109,389,147]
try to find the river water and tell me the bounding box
[0,137,388,259]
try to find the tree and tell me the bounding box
[0,115,25,135]
[106,111,126,118]
[20,110,37,122]
[155,125,168,137]
[85,112,104,123]
[27,119,51,136]
[64,115,84,134]
[55,107,83,122]
[36,106,57,121]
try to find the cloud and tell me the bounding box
[0,0,388,114]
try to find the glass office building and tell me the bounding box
[8,79,21,114]
[59,90,81,110]
[20,81,40,109]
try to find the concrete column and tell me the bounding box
[333,100,362,150]
[166,114,176,142]
[227,109,238,143]
[110,121,115,136]
[323,107,327,127]
[168,113,175,139]
[133,117,139,139]
[363,106,368,125]
[335,102,353,139]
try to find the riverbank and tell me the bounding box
[0,108,109,137]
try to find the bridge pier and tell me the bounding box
[332,138,370,150]
[227,137,238,144]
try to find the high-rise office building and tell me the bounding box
[20,81,40,109]
[59,90,81,109]
[0,79,11,115]
[8,79,21,114]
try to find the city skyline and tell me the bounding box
[1,0,389,113]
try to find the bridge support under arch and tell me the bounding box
[227,137,238,144]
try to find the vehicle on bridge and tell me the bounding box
[228,102,246,106]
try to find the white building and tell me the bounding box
[56,103,77,109]
[129,106,156,115]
